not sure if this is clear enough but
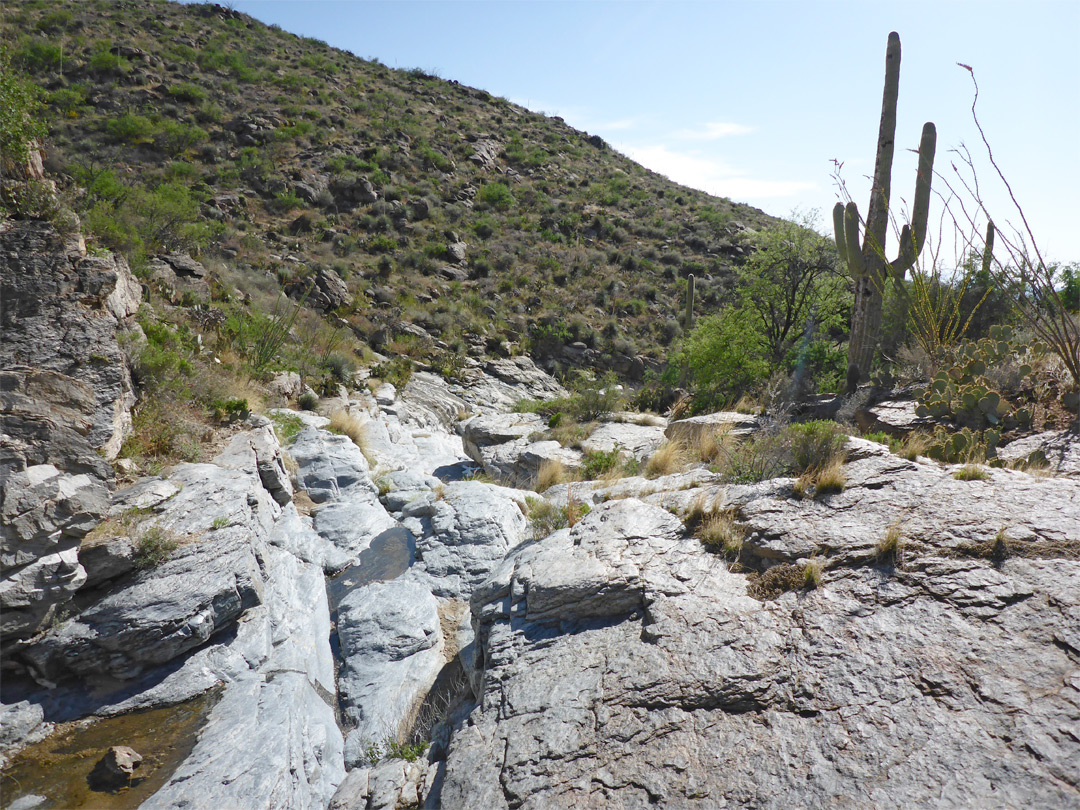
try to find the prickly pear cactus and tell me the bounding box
[913,326,1042,430]
[926,426,1002,462]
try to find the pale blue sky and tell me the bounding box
[207,0,1078,263]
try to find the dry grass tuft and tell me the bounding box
[699,510,744,557]
[534,459,568,492]
[812,458,847,495]
[898,431,932,461]
[876,521,904,566]
[954,463,989,481]
[644,440,690,479]
[329,409,367,445]
[803,559,824,589]
[693,426,735,465]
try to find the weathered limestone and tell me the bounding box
[337,579,445,768]
[436,494,1080,809]
[665,410,762,443]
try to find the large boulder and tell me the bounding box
[433,476,1080,809]
[337,579,445,768]
[0,219,138,466]
[408,480,529,601]
[15,459,277,683]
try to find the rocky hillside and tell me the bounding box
[4,0,787,383]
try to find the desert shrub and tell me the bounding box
[48,85,88,116]
[371,356,414,389]
[15,38,61,73]
[0,46,46,167]
[271,412,305,444]
[787,420,847,474]
[713,426,790,484]
[666,307,769,413]
[526,496,589,539]
[747,563,810,600]
[154,120,207,156]
[168,82,208,103]
[87,48,129,75]
[134,526,179,569]
[580,448,622,480]
[298,391,318,410]
[477,182,514,211]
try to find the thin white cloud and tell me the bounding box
[672,121,755,140]
[618,143,815,200]
[590,117,639,132]
[506,97,644,135]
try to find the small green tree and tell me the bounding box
[666,307,769,411]
[0,46,46,171]
[737,210,845,368]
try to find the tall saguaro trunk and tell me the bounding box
[834,32,936,384]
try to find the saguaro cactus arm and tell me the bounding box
[888,121,937,276]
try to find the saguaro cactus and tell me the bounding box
[684,273,695,330]
[833,31,936,383]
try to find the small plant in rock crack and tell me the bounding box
[134,526,180,569]
[876,522,904,568]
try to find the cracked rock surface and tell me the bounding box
[437,476,1080,809]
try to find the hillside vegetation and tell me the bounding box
[3,1,1075,475]
[3,0,794,375]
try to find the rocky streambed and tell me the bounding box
[4,361,1079,809]
[2,220,1078,809]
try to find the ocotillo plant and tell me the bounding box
[685,273,695,330]
[833,31,937,384]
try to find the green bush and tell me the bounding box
[0,46,46,167]
[15,39,62,73]
[154,120,207,155]
[105,112,157,144]
[477,182,514,212]
[371,356,414,389]
[167,82,208,103]
[47,85,88,115]
[787,420,847,474]
[87,48,129,75]
[134,526,179,569]
[667,307,769,413]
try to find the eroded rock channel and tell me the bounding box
[3,219,1078,809]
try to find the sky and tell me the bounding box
[200,0,1079,264]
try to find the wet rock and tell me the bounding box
[89,745,142,790]
[141,671,343,810]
